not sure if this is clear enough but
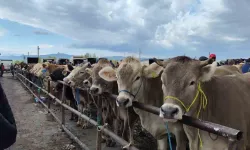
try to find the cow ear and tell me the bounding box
[200,61,217,82]
[85,68,93,75]
[99,66,117,82]
[143,62,163,78]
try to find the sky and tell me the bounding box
[0,0,250,60]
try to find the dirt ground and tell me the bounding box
[0,74,124,150]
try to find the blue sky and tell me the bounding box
[0,0,250,60]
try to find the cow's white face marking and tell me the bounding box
[90,84,102,95]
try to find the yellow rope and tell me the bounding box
[164,82,208,148]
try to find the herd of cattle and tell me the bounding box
[15,56,250,150]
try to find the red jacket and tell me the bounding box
[1,65,4,71]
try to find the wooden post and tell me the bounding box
[47,80,51,111]
[228,138,237,150]
[61,84,66,130]
[96,96,102,150]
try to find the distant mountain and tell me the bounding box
[0,53,150,61]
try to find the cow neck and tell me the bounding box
[137,76,163,107]
[165,82,208,148]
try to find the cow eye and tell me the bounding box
[135,76,140,81]
[80,71,85,74]
[190,81,195,86]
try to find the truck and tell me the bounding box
[43,58,55,63]
[70,56,86,66]
[0,59,13,72]
[56,58,70,65]
[27,57,39,64]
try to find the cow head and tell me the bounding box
[99,56,163,107]
[63,63,91,87]
[154,56,216,122]
[86,59,114,95]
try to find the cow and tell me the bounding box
[47,66,78,121]
[63,63,97,128]
[214,65,242,76]
[86,58,139,148]
[155,56,250,150]
[98,56,187,150]
[36,63,74,78]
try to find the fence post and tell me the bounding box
[47,80,51,111]
[228,138,238,150]
[96,96,102,150]
[61,83,66,131]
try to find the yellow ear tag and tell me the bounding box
[151,72,157,78]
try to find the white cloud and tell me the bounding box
[222,36,247,42]
[0,0,250,57]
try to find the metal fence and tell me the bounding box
[15,70,243,150]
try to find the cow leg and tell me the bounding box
[73,102,78,122]
[122,119,129,141]
[174,128,188,150]
[69,101,74,121]
[77,103,83,127]
[122,110,136,150]
[157,137,168,150]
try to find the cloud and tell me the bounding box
[0,0,250,57]
[33,30,49,35]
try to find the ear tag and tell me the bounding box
[151,72,157,78]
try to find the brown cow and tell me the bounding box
[214,65,242,76]
[154,56,250,150]
[99,57,187,150]
[86,59,139,148]
[63,63,96,128]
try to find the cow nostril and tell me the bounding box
[91,88,98,93]
[124,99,129,106]
[171,108,179,116]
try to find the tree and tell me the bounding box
[48,56,56,59]
[13,60,23,64]
[83,53,97,58]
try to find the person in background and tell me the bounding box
[209,53,220,66]
[10,63,14,77]
[109,60,115,68]
[242,58,250,73]
[0,63,4,77]
[0,83,17,150]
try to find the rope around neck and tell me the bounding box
[164,82,208,148]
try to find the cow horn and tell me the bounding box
[153,58,167,67]
[200,58,213,67]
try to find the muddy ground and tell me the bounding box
[0,74,159,150]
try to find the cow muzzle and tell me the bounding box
[90,86,101,95]
[116,96,132,108]
[159,103,182,122]
[63,77,69,83]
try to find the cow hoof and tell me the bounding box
[76,121,81,127]
[122,143,132,150]
[106,140,116,147]
[82,124,93,129]
[101,137,106,143]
